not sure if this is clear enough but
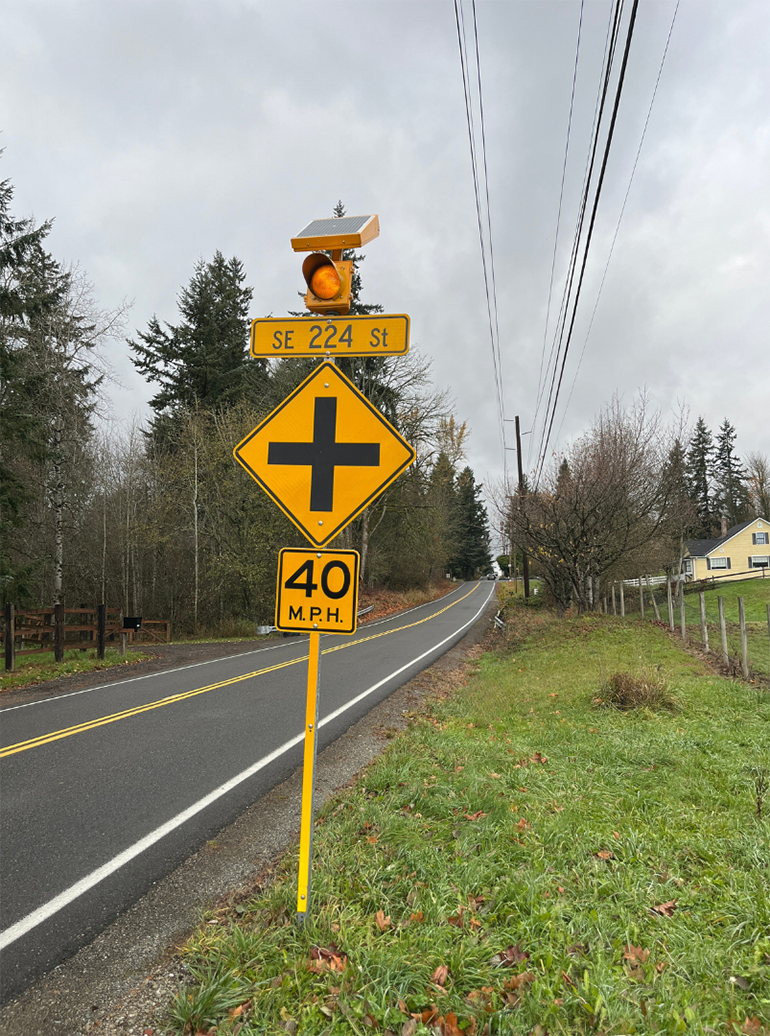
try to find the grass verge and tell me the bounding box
[163,610,770,1036]
[0,647,152,693]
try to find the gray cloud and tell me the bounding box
[3,0,767,501]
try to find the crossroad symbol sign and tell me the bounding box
[250,315,410,357]
[276,548,359,634]
[233,361,416,547]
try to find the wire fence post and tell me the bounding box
[718,596,729,666]
[680,591,686,641]
[699,592,708,651]
[738,597,749,680]
[620,581,625,617]
[638,577,644,618]
[611,583,617,615]
[4,602,14,673]
[667,579,674,630]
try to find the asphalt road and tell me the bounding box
[0,580,496,1001]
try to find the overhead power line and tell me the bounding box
[555,0,681,442]
[453,0,507,476]
[535,0,641,486]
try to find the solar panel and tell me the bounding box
[291,214,379,251]
[295,216,372,238]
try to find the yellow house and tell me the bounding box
[684,517,770,582]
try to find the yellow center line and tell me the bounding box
[1,584,479,759]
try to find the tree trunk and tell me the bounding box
[359,507,370,586]
[193,442,199,629]
[52,418,64,606]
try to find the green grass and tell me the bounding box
[162,612,770,1036]
[682,577,770,625]
[0,647,151,693]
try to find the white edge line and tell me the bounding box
[1,586,466,715]
[0,582,494,951]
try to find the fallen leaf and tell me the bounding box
[411,1006,439,1025]
[612,831,620,839]
[595,850,615,860]
[560,970,575,987]
[532,1025,549,1036]
[398,999,409,1015]
[376,910,391,931]
[529,752,548,764]
[655,961,668,974]
[490,772,502,779]
[741,1018,763,1035]
[504,971,535,991]
[623,944,650,964]
[464,811,487,822]
[409,910,424,923]
[517,818,531,831]
[401,1021,417,1036]
[366,836,379,844]
[491,944,529,967]
[651,900,677,917]
[432,964,450,987]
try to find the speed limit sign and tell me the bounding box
[275,548,360,634]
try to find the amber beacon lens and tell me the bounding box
[310,265,342,300]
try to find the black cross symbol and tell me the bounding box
[268,397,380,511]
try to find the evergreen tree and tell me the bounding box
[0,173,61,597]
[129,252,260,421]
[450,467,492,579]
[685,417,715,537]
[712,418,749,528]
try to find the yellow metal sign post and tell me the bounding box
[297,629,321,917]
[278,548,359,916]
[233,214,415,923]
[250,315,409,357]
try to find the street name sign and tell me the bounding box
[275,548,359,634]
[250,315,409,357]
[233,361,416,547]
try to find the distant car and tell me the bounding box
[486,573,496,580]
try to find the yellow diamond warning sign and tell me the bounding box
[275,548,359,634]
[233,361,415,547]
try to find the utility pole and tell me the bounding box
[515,415,530,599]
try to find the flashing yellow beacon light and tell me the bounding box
[291,214,379,317]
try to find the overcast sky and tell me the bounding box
[3,0,768,525]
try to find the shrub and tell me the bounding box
[594,667,678,711]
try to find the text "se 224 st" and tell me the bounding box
[250,315,409,357]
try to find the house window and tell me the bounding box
[709,556,728,569]
[753,532,769,545]
[750,555,769,568]
[682,559,692,574]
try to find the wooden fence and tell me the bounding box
[1,605,171,672]
[604,577,770,685]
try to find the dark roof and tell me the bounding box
[724,519,755,539]
[686,538,721,557]
[685,518,765,557]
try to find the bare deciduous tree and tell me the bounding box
[503,395,691,613]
